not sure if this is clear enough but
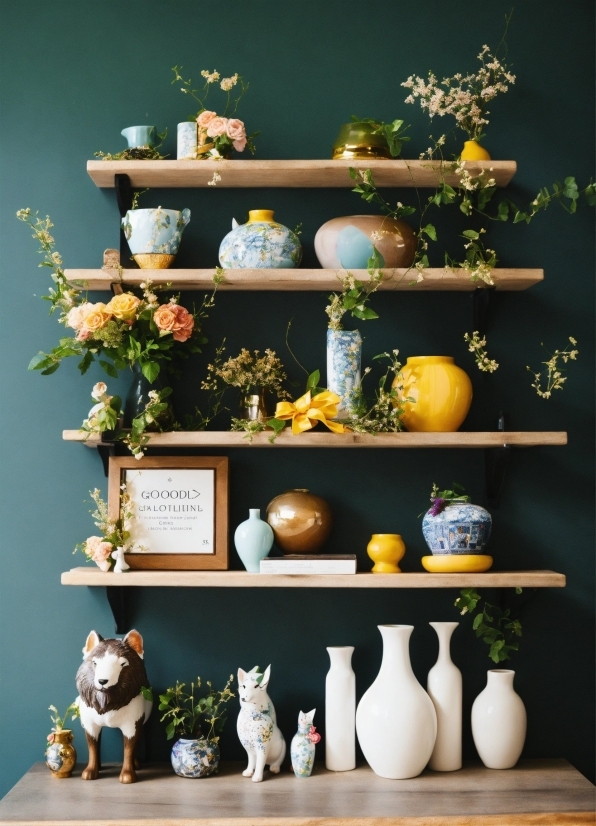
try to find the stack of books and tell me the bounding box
[260,555,357,575]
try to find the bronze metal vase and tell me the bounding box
[239,388,270,423]
[266,489,333,554]
[45,730,77,778]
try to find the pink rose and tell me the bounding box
[85,536,113,571]
[66,303,93,331]
[226,118,246,141]
[196,110,217,128]
[233,136,247,152]
[206,116,229,138]
[307,725,321,744]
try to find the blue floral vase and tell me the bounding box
[326,329,362,419]
[291,709,320,778]
[218,210,302,269]
[234,509,274,573]
[171,737,220,778]
[177,122,197,159]
[422,501,492,555]
[122,207,191,268]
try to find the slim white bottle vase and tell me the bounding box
[472,669,527,769]
[325,646,356,771]
[427,621,462,771]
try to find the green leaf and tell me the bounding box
[165,722,176,740]
[497,201,510,221]
[306,370,320,391]
[99,360,118,378]
[462,229,480,240]
[28,353,51,371]
[140,686,153,701]
[421,223,437,241]
[352,305,379,320]
[142,361,160,383]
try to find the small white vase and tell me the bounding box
[472,669,527,769]
[427,622,462,772]
[356,625,437,779]
[325,646,355,771]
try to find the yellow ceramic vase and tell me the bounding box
[394,356,473,432]
[421,554,493,573]
[367,534,406,573]
[460,140,491,161]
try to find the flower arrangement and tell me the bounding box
[17,209,221,383]
[159,675,235,741]
[202,347,290,397]
[346,351,410,433]
[402,43,516,144]
[527,337,579,399]
[425,482,470,517]
[75,486,142,571]
[326,253,384,331]
[172,66,257,159]
[47,703,80,740]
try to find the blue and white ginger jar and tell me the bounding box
[171,737,220,778]
[218,210,302,269]
[122,207,191,255]
[422,501,492,555]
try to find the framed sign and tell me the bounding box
[108,456,229,570]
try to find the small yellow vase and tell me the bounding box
[460,140,491,161]
[367,534,406,573]
[247,209,276,223]
[393,356,473,432]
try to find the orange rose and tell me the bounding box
[105,292,140,322]
[79,303,112,336]
[154,303,194,342]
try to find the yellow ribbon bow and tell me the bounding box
[275,390,348,435]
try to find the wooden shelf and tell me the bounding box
[63,430,568,449]
[0,760,592,824]
[87,158,517,189]
[61,567,566,588]
[66,266,544,292]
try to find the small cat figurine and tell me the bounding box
[290,708,321,777]
[237,665,286,782]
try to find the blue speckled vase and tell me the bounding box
[171,737,220,778]
[219,210,302,269]
[422,501,492,555]
[291,710,318,778]
[177,122,197,159]
[122,207,191,255]
[234,509,274,573]
[326,329,362,419]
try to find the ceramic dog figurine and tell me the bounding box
[237,665,286,782]
[76,630,152,784]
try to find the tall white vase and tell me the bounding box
[471,669,527,769]
[325,646,355,771]
[427,622,462,772]
[356,625,437,779]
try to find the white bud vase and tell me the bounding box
[356,625,437,779]
[472,669,527,769]
[325,646,355,771]
[427,622,462,771]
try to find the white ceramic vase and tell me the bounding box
[471,669,527,769]
[325,646,356,771]
[356,625,437,779]
[427,622,462,771]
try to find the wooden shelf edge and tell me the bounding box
[62,430,568,448]
[66,267,544,292]
[61,567,566,588]
[86,158,517,188]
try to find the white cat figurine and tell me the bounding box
[237,665,286,782]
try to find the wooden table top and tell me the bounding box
[0,760,594,825]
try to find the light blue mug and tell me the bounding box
[121,125,157,148]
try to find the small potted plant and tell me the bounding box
[160,675,235,778]
[45,703,80,778]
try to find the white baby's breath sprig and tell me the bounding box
[527,337,579,399]
[464,331,499,373]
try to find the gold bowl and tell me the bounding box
[133,253,176,269]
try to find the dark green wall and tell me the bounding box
[0,0,593,797]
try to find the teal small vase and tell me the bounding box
[234,509,274,573]
[121,125,156,148]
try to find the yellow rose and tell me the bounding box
[105,292,141,322]
[80,303,112,333]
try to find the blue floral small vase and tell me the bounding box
[177,122,197,159]
[171,737,220,778]
[234,509,274,573]
[219,210,302,269]
[291,709,320,778]
[326,329,362,419]
[422,501,492,555]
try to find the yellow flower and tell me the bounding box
[80,303,112,333]
[105,292,141,322]
[275,390,348,435]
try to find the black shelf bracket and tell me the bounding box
[106,586,133,634]
[484,412,511,508]
[472,286,495,336]
[114,173,135,267]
